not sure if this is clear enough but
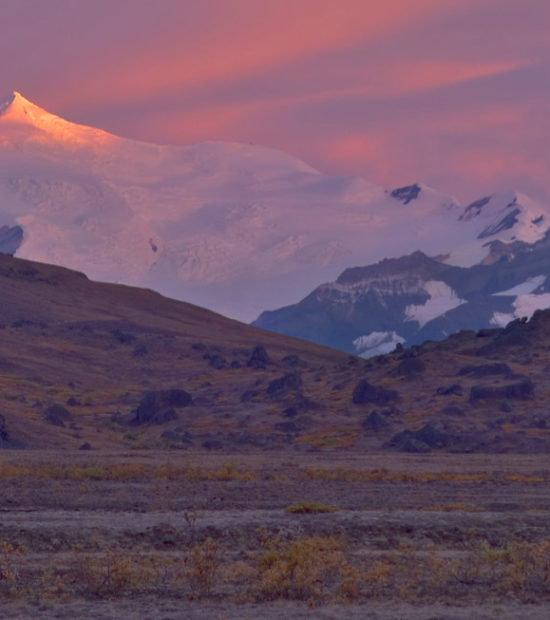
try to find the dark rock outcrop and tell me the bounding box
[133,389,192,425]
[391,183,422,204]
[436,384,464,396]
[362,410,391,432]
[393,357,426,379]
[267,372,302,400]
[240,390,260,403]
[388,422,455,452]
[282,354,307,368]
[247,345,271,369]
[415,423,452,448]
[0,225,23,256]
[44,404,73,427]
[207,353,226,369]
[352,380,398,405]
[160,429,193,447]
[388,430,431,453]
[458,363,512,378]
[470,379,535,402]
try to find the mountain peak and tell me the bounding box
[0,90,111,145]
[0,91,47,122]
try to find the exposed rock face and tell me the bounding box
[0,225,23,256]
[391,184,422,204]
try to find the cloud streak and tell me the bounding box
[1,0,549,202]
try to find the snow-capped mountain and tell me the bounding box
[1,91,550,324]
[253,238,550,357]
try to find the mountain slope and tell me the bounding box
[0,253,348,449]
[1,92,549,322]
[3,254,550,454]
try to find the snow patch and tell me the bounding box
[404,281,466,327]
[353,331,405,358]
[493,275,546,296]
[490,292,550,327]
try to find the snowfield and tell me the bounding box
[1,91,550,322]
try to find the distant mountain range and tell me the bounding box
[254,238,550,356]
[2,91,549,329]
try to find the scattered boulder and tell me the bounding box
[392,358,426,379]
[133,389,192,425]
[247,345,271,369]
[207,354,226,370]
[282,354,307,368]
[388,430,431,453]
[362,410,391,432]
[240,390,260,403]
[470,379,534,402]
[401,437,432,453]
[161,429,193,447]
[79,442,92,450]
[153,408,177,424]
[202,439,223,450]
[352,380,398,406]
[436,384,464,396]
[267,373,302,400]
[458,363,512,378]
[388,421,454,452]
[44,404,73,427]
[273,421,300,434]
[415,423,451,448]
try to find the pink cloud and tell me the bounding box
[1,0,550,202]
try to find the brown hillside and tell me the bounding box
[1,253,549,453]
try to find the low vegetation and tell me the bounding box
[0,452,550,617]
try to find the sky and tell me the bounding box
[1,0,550,203]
